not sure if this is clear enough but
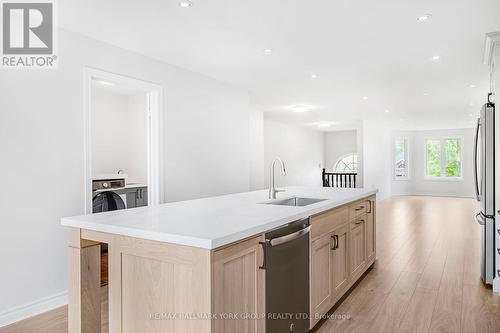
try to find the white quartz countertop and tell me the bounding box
[61,186,377,250]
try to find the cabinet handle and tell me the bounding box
[355,206,365,211]
[366,200,372,213]
[331,235,338,250]
[258,241,267,270]
[355,219,365,225]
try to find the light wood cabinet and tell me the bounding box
[212,236,265,333]
[309,195,376,330]
[365,199,376,263]
[331,224,349,297]
[350,216,366,279]
[310,232,334,326]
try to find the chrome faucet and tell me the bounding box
[269,157,286,199]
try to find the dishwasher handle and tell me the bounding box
[269,225,311,246]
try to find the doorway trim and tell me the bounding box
[83,67,163,214]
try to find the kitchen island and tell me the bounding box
[62,186,377,333]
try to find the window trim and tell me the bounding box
[393,136,410,181]
[333,152,358,173]
[423,136,463,181]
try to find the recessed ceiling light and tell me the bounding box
[291,105,310,113]
[362,96,368,100]
[178,1,192,8]
[431,55,440,61]
[96,80,115,86]
[385,109,390,113]
[264,48,272,54]
[418,14,432,22]
[469,84,476,88]
[311,74,318,79]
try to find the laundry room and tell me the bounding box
[89,74,155,215]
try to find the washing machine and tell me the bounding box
[92,177,127,213]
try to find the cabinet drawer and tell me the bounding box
[311,207,348,239]
[348,200,368,221]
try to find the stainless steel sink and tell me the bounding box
[262,197,327,207]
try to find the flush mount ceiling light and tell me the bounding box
[178,1,192,8]
[362,96,368,100]
[385,109,390,113]
[311,73,318,79]
[418,14,432,22]
[431,55,441,61]
[469,84,476,88]
[291,105,310,113]
[96,80,115,86]
[264,48,272,54]
[313,121,337,128]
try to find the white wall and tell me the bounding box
[324,130,357,171]
[362,120,393,200]
[392,128,475,198]
[91,88,148,184]
[249,109,265,190]
[263,119,324,188]
[0,29,251,325]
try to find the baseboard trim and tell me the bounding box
[0,292,68,327]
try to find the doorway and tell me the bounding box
[83,68,163,214]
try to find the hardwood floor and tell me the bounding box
[1,196,498,333]
[317,195,500,333]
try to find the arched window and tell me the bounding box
[334,153,358,173]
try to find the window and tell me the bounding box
[394,137,409,179]
[334,153,358,173]
[425,138,462,179]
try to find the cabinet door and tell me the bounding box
[310,232,334,328]
[331,224,350,297]
[125,189,137,208]
[212,236,265,333]
[365,199,376,263]
[136,187,148,207]
[350,217,366,279]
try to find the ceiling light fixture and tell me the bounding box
[311,74,318,79]
[362,96,368,100]
[431,55,440,61]
[291,105,310,113]
[96,80,115,86]
[178,1,192,8]
[264,48,272,54]
[312,121,337,128]
[385,109,390,113]
[418,14,432,22]
[469,84,476,88]
[423,92,429,96]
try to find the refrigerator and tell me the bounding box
[474,94,496,285]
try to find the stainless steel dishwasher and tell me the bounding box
[261,218,310,333]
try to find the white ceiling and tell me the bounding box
[60,0,500,130]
